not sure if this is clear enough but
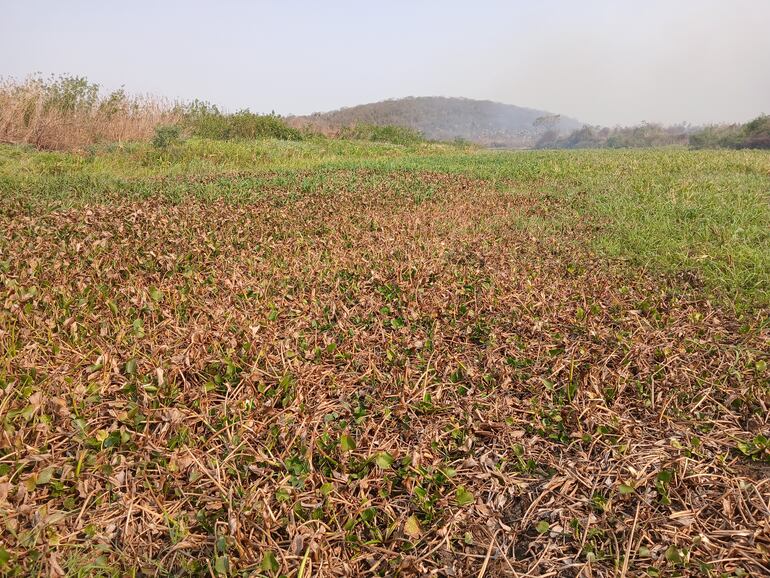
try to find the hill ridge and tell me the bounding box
[289,95,582,148]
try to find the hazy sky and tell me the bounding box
[2,0,769,125]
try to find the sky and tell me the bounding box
[2,0,769,126]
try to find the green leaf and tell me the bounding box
[535,520,550,534]
[360,507,377,524]
[619,483,635,495]
[261,551,279,573]
[103,430,122,449]
[213,555,228,576]
[375,452,394,469]
[664,545,684,565]
[455,486,475,507]
[107,299,119,315]
[20,404,36,421]
[339,434,356,452]
[36,467,56,485]
[656,469,673,484]
[0,547,10,566]
[755,359,767,373]
[404,514,422,539]
[125,358,137,376]
[736,441,753,456]
[149,287,163,301]
[275,487,290,502]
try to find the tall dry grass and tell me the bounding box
[0,75,180,150]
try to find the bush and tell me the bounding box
[338,124,425,145]
[739,115,770,149]
[182,101,302,141]
[539,123,691,149]
[689,115,770,150]
[689,124,742,149]
[229,111,303,140]
[40,75,99,114]
[152,125,182,149]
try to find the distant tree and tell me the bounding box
[689,115,770,149]
[533,115,561,130]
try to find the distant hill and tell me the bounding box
[288,96,582,148]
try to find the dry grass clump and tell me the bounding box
[0,75,179,151]
[1,170,768,576]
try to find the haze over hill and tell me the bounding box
[290,97,582,148]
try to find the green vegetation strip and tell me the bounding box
[2,141,768,307]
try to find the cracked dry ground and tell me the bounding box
[1,170,769,577]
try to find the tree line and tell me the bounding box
[536,117,770,149]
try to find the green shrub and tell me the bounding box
[182,101,302,141]
[690,115,770,150]
[739,115,770,149]
[540,123,690,149]
[338,124,424,145]
[689,125,742,149]
[39,75,100,114]
[152,125,182,149]
[227,111,303,140]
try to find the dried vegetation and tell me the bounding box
[0,76,179,151]
[1,161,769,577]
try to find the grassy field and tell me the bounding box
[1,139,769,576]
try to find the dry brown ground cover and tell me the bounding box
[1,170,769,576]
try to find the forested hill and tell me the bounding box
[288,96,582,148]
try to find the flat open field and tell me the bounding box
[1,140,769,576]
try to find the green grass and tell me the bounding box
[1,139,768,307]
